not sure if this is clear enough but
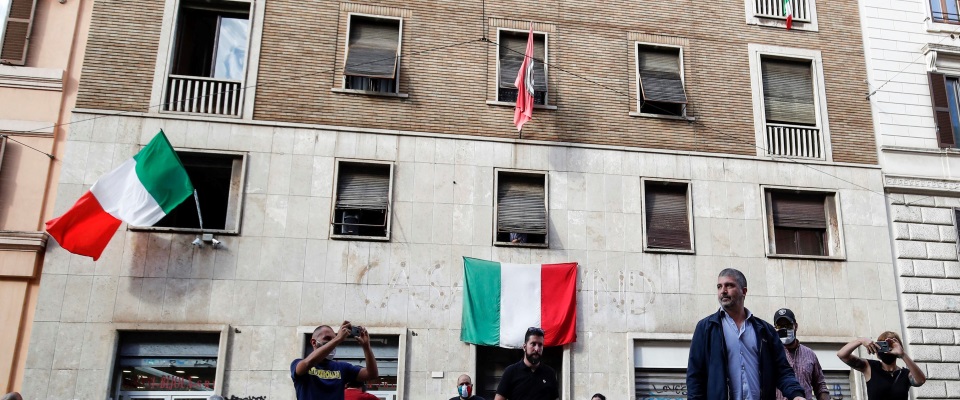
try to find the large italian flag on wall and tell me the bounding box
[45,131,194,260]
[461,257,578,348]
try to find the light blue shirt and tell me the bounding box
[721,308,761,400]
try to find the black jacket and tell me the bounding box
[686,309,805,400]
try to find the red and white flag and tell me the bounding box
[513,26,536,132]
[783,0,793,30]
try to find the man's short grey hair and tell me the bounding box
[207,395,225,400]
[719,268,747,289]
[2,392,23,400]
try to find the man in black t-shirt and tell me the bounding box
[495,327,559,400]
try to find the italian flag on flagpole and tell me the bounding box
[45,131,194,260]
[461,257,578,348]
[783,0,793,30]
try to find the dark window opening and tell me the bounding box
[498,30,548,105]
[496,171,547,246]
[111,331,219,397]
[334,162,391,238]
[171,0,250,80]
[770,191,828,256]
[344,16,400,93]
[153,152,239,231]
[476,346,563,400]
[638,46,687,116]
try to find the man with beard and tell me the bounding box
[686,268,805,400]
[837,331,925,400]
[494,327,559,400]
[773,308,829,400]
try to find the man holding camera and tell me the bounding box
[291,321,379,400]
[837,331,925,400]
[773,308,829,400]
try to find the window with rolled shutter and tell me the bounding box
[333,162,393,239]
[343,16,401,93]
[638,46,687,117]
[770,191,828,256]
[495,171,547,246]
[497,30,547,105]
[635,369,687,399]
[644,181,692,251]
[0,0,37,65]
[761,57,816,126]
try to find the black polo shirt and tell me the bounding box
[495,360,559,400]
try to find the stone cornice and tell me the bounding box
[0,65,64,91]
[884,174,960,195]
[0,231,48,252]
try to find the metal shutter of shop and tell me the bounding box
[498,32,547,92]
[497,174,547,234]
[822,370,854,400]
[928,72,958,148]
[645,183,691,249]
[336,165,390,210]
[0,0,38,65]
[639,48,687,104]
[635,369,687,399]
[762,58,817,126]
[771,192,826,229]
[344,18,400,79]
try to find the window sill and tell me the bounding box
[749,16,817,32]
[766,253,845,261]
[493,241,549,248]
[128,226,240,235]
[331,88,409,98]
[330,234,391,242]
[926,20,960,33]
[629,111,695,121]
[643,247,695,254]
[486,100,558,110]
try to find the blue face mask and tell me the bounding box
[458,384,472,398]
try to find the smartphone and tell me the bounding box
[875,341,890,353]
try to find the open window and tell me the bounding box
[331,160,393,240]
[746,0,818,31]
[636,44,687,117]
[110,331,221,400]
[343,15,402,94]
[139,151,245,234]
[497,29,548,105]
[0,0,37,65]
[642,179,694,252]
[494,169,548,247]
[162,0,252,116]
[763,187,844,259]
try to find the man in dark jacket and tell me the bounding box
[686,268,805,400]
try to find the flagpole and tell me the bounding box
[193,189,204,231]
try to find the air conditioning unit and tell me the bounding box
[341,211,360,235]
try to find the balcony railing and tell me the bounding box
[163,75,243,117]
[766,123,824,160]
[754,0,811,22]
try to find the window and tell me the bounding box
[498,29,547,105]
[111,331,221,400]
[0,0,37,65]
[642,180,693,252]
[343,15,401,94]
[476,346,563,400]
[300,329,405,400]
[749,45,830,161]
[331,160,393,240]
[746,0,818,31]
[931,0,960,24]
[763,188,843,258]
[162,0,252,116]
[141,151,245,234]
[494,169,548,247]
[636,45,687,117]
[928,72,960,148]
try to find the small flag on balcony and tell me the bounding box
[783,0,793,30]
[45,131,194,260]
[513,25,536,132]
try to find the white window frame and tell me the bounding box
[759,185,846,260]
[130,148,246,235]
[297,326,408,400]
[150,0,263,119]
[494,27,550,106]
[748,44,833,161]
[632,42,689,120]
[333,13,406,98]
[493,168,549,248]
[744,0,819,31]
[329,158,395,241]
[640,178,695,254]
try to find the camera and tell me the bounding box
[349,325,363,337]
[876,341,890,353]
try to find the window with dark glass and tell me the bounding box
[332,161,392,239]
[637,46,687,116]
[149,151,244,233]
[344,15,401,93]
[111,331,219,399]
[495,170,548,246]
[931,0,960,24]
[644,181,692,251]
[498,30,547,105]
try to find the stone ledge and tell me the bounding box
[0,231,48,251]
[0,65,64,91]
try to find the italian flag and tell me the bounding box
[45,131,193,260]
[460,257,578,348]
[783,0,793,30]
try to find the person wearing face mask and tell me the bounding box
[291,321,379,400]
[448,374,486,400]
[772,308,829,400]
[837,331,925,400]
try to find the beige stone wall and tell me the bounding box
[22,113,897,399]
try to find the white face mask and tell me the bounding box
[326,347,337,360]
[779,329,796,345]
